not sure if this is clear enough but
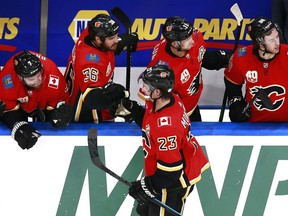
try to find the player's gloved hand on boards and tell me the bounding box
[11,121,41,150]
[0,100,6,117]
[115,32,139,55]
[129,177,160,205]
[104,82,129,102]
[50,103,73,128]
[109,98,140,122]
[228,96,250,122]
[217,50,233,69]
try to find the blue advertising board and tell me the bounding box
[0,1,41,65]
[46,0,272,67]
[0,0,272,67]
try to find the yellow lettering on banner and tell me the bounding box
[0,18,19,40]
[193,18,208,34]
[207,19,220,40]
[133,18,166,40]
[221,18,236,40]
[243,18,253,40]
[5,18,19,39]
[194,18,253,41]
[68,14,254,43]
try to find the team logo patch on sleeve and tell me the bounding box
[86,54,99,62]
[157,116,172,127]
[48,74,59,89]
[238,47,247,57]
[156,60,168,66]
[2,74,14,89]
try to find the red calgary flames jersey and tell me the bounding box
[64,28,115,122]
[225,44,288,122]
[0,51,69,113]
[65,27,115,105]
[139,31,206,116]
[142,93,209,187]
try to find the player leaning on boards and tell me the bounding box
[0,50,73,150]
[224,17,288,122]
[64,14,138,123]
[110,65,210,215]
[138,16,232,122]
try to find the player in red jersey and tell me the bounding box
[138,16,231,122]
[224,17,288,122]
[64,14,138,123]
[0,50,72,150]
[110,65,209,215]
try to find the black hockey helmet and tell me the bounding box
[14,50,43,78]
[248,17,281,45]
[138,64,175,93]
[162,16,194,42]
[88,14,119,41]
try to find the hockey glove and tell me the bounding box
[104,82,129,102]
[109,98,141,122]
[116,33,139,55]
[216,50,232,69]
[203,50,232,70]
[11,121,41,150]
[228,96,250,122]
[50,103,73,128]
[129,177,160,205]
[0,100,6,117]
[84,83,129,110]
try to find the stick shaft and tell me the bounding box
[111,7,132,91]
[219,4,243,122]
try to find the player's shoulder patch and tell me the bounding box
[86,53,99,62]
[2,74,14,89]
[238,47,247,57]
[156,60,168,66]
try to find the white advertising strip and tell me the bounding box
[0,123,287,216]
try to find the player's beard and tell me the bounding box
[100,42,118,52]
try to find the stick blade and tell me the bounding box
[88,128,99,161]
[111,7,132,32]
[230,3,243,25]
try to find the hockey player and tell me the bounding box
[138,16,231,121]
[110,65,210,215]
[0,50,72,150]
[224,17,288,122]
[64,13,138,123]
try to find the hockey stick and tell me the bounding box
[242,88,273,114]
[111,7,132,92]
[219,3,244,122]
[87,128,182,216]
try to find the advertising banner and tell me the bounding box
[47,0,273,67]
[0,0,273,67]
[0,1,41,65]
[0,122,287,216]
